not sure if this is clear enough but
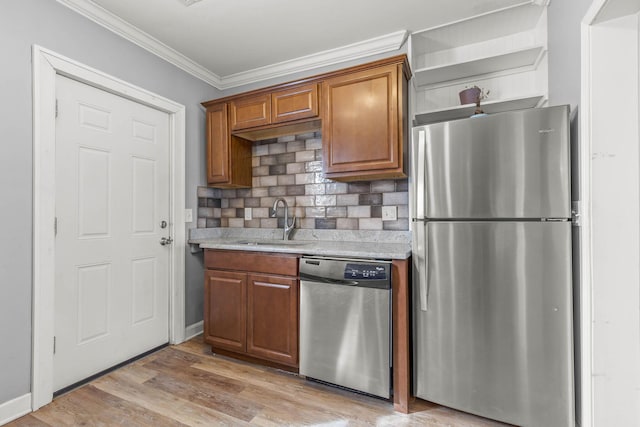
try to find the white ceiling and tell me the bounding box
[59,0,532,89]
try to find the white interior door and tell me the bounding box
[53,74,170,391]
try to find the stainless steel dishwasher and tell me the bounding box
[299,256,391,399]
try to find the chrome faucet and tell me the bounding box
[271,198,296,240]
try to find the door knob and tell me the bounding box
[160,237,173,246]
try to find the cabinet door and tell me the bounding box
[247,273,298,366]
[206,103,230,185]
[272,83,319,124]
[322,63,405,180]
[204,269,247,352]
[205,103,252,188]
[230,93,271,131]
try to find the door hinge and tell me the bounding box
[53,336,56,354]
[54,217,57,236]
[572,201,581,227]
[55,99,58,118]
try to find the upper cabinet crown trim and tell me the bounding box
[202,55,411,108]
[219,31,409,90]
[56,0,408,90]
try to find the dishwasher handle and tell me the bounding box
[300,274,358,286]
[300,276,390,290]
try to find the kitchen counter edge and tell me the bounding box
[191,239,411,260]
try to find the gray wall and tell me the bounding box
[547,1,593,425]
[0,0,220,405]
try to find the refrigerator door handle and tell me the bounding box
[416,221,429,311]
[416,130,426,219]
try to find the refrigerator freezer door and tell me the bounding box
[415,105,571,219]
[413,221,574,427]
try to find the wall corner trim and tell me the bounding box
[185,321,204,341]
[0,393,31,426]
[55,0,407,89]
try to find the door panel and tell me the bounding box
[322,64,400,174]
[247,274,298,366]
[206,103,230,184]
[272,83,319,124]
[230,93,271,130]
[414,221,574,426]
[54,75,170,391]
[77,263,110,343]
[132,157,156,233]
[204,270,247,352]
[77,147,110,237]
[416,106,571,219]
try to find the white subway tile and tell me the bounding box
[347,206,371,218]
[383,192,409,205]
[359,218,383,230]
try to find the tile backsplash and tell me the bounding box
[197,132,409,231]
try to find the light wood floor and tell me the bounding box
[8,336,509,426]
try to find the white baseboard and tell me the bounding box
[0,393,31,426]
[184,321,203,341]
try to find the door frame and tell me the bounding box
[580,1,640,426]
[31,45,186,410]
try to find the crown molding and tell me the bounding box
[56,0,407,90]
[218,30,409,89]
[56,0,223,87]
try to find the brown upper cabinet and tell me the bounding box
[202,55,410,187]
[230,83,319,131]
[230,93,271,131]
[271,83,319,124]
[322,59,410,181]
[205,103,252,188]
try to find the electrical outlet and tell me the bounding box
[244,207,252,220]
[382,206,397,221]
[184,208,193,223]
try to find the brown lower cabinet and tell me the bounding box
[246,273,298,366]
[203,250,299,368]
[204,269,246,353]
[203,249,411,413]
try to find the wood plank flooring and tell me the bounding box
[8,336,509,426]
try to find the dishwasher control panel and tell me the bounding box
[300,256,391,289]
[344,263,387,280]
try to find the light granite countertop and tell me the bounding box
[189,228,411,260]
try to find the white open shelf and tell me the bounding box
[408,0,549,124]
[414,94,546,125]
[413,45,545,86]
[410,2,546,60]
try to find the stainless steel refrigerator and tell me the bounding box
[411,105,574,427]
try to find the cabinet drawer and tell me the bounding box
[205,249,298,276]
[230,94,271,130]
[272,83,319,124]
